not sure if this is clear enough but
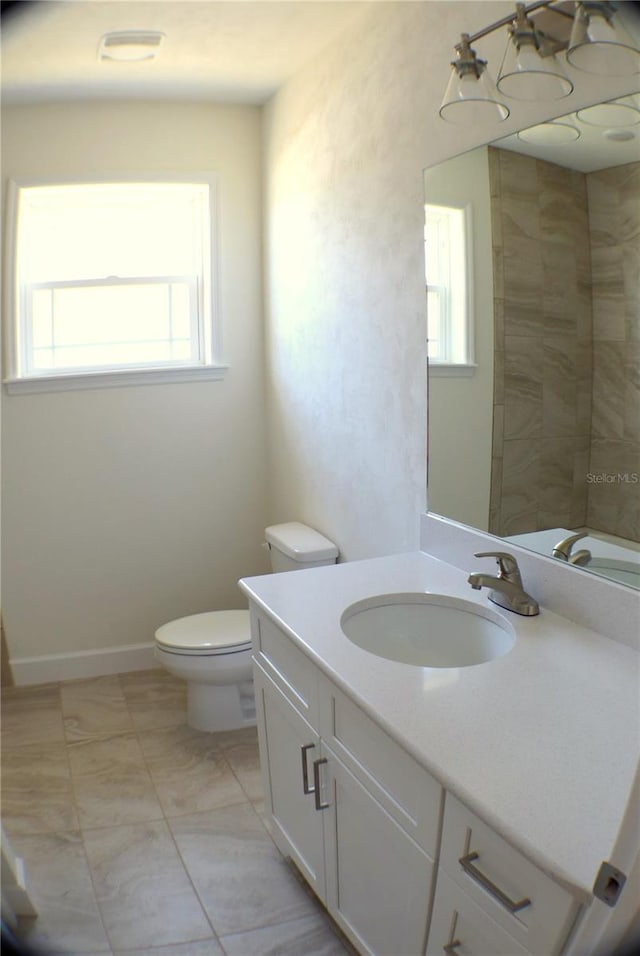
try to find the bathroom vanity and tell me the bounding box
[239,543,639,956]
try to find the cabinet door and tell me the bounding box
[254,664,326,899]
[427,869,528,956]
[320,744,434,956]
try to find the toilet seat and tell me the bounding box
[155,609,251,657]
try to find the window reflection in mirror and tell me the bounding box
[425,203,471,366]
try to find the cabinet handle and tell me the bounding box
[313,757,330,810]
[443,941,461,955]
[300,744,316,795]
[458,851,531,914]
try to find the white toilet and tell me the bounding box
[154,522,339,732]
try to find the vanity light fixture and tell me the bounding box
[439,0,640,124]
[497,3,573,100]
[566,1,640,74]
[439,34,510,123]
[99,31,165,62]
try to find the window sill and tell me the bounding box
[428,363,477,378]
[3,364,229,394]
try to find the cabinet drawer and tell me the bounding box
[440,795,580,956]
[252,612,319,729]
[427,868,528,955]
[320,678,442,858]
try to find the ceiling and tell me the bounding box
[495,94,640,172]
[1,0,371,105]
[3,0,639,170]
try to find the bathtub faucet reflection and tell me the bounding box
[552,532,592,566]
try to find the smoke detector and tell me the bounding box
[99,31,165,62]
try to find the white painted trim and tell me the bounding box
[428,363,478,377]
[3,180,19,381]
[4,363,228,394]
[10,641,156,686]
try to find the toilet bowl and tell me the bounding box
[155,610,254,732]
[154,522,338,732]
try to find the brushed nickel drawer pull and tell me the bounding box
[313,757,330,810]
[459,851,531,914]
[300,744,315,795]
[443,941,461,954]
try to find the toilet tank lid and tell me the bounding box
[265,522,338,561]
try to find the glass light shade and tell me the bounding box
[566,3,640,76]
[517,120,581,145]
[576,98,640,127]
[439,64,510,124]
[497,38,573,100]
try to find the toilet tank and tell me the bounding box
[265,522,339,573]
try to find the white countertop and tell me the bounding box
[239,550,640,901]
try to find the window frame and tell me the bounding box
[4,174,227,394]
[424,201,477,377]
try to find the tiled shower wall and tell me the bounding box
[586,163,640,542]
[489,148,639,543]
[488,147,593,537]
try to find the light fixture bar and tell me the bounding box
[462,0,571,45]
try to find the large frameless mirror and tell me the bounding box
[425,92,640,589]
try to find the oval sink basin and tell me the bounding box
[340,593,516,668]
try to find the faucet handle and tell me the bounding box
[474,551,521,578]
[552,531,588,561]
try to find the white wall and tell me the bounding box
[1,101,269,662]
[262,2,432,561]
[424,147,494,531]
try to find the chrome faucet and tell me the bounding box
[552,531,592,566]
[468,551,539,617]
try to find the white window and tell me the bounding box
[5,179,225,392]
[424,203,473,369]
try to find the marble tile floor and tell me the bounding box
[1,670,352,956]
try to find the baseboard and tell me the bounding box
[10,642,156,686]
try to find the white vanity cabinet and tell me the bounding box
[427,795,582,956]
[240,544,639,956]
[251,607,584,956]
[252,610,441,956]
